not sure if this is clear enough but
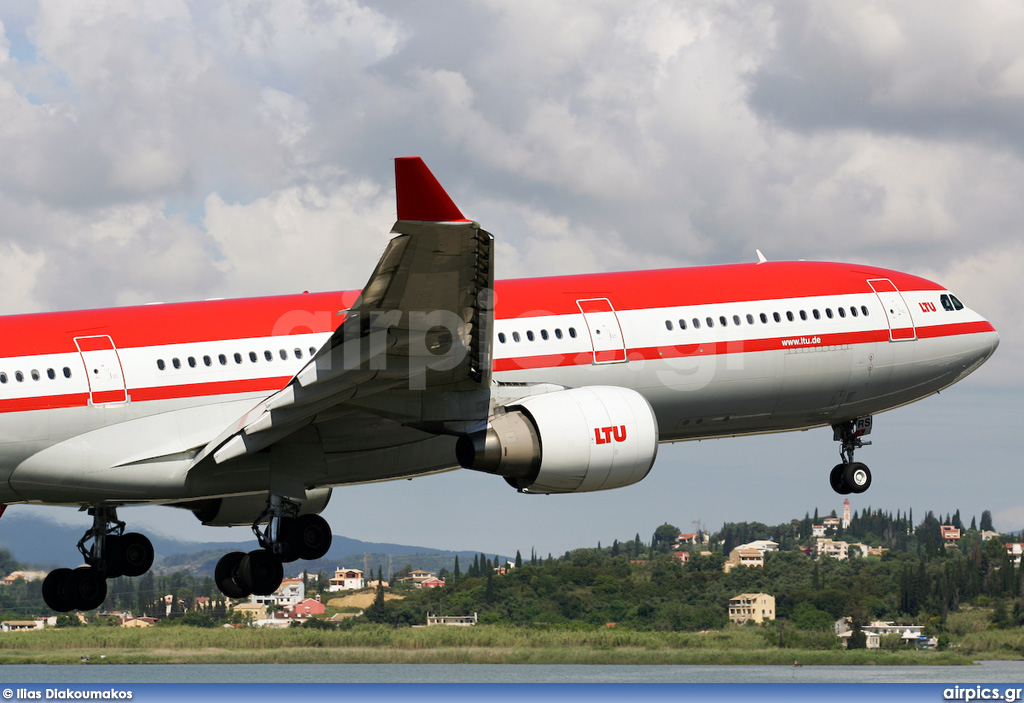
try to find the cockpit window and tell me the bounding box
[940,294,954,311]
[950,295,964,311]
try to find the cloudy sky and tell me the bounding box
[0,1,1021,558]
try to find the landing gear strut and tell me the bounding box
[829,418,873,495]
[214,496,332,599]
[41,506,155,612]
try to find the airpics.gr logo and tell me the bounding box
[593,425,627,445]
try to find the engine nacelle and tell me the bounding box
[178,487,333,526]
[456,386,659,494]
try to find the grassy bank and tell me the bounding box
[0,626,981,666]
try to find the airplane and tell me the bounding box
[0,157,998,612]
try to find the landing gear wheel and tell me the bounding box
[829,464,848,494]
[42,568,73,612]
[215,551,250,599]
[289,514,332,561]
[238,550,283,596]
[103,536,126,578]
[116,533,155,577]
[275,519,302,564]
[843,462,872,494]
[60,566,107,611]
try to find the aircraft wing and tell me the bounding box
[186,158,494,484]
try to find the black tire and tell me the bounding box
[239,550,283,596]
[829,464,846,494]
[118,533,154,577]
[215,551,250,599]
[275,519,301,563]
[844,462,872,494]
[60,566,107,611]
[102,536,125,578]
[42,568,73,612]
[290,514,332,561]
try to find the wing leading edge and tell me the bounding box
[187,158,494,491]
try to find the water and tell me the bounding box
[0,661,1022,683]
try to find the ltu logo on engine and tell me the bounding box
[594,426,627,444]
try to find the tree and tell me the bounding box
[364,579,387,623]
[453,555,461,580]
[652,523,681,553]
[980,510,994,532]
[514,550,522,569]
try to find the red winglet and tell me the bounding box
[395,157,469,222]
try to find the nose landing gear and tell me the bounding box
[829,418,873,495]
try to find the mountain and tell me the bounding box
[0,513,506,577]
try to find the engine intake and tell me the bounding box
[456,386,659,493]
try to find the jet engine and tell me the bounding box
[456,386,659,493]
[178,487,333,526]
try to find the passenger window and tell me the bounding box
[294,349,303,360]
[746,314,754,325]
[526,331,535,341]
[309,347,316,356]
[850,307,858,317]
[679,319,687,330]
[188,357,197,368]
[204,355,212,366]
[234,353,243,364]
[264,350,273,361]
[15,371,23,382]
[555,329,564,339]
[759,313,767,324]
[733,315,741,326]
[665,320,673,331]
[63,367,72,378]
[719,316,727,327]
[512,332,521,342]
[569,328,577,338]
[693,318,701,329]
[799,311,807,321]
[813,309,820,320]
[219,354,228,365]
[0,373,6,384]
[786,311,794,322]
[706,317,714,328]
[30,370,39,381]
[47,368,55,380]
[249,352,258,363]
[541,330,549,340]
[838,308,846,318]
[773,312,781,323]
[498,333,506,344]
[157,359,165,371]
[861,305,869,316]
[826,309,833,319]
[173,358,181,369]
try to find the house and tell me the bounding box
[980,530,1001,542]
[723,540,778,572]
[0,570,47,585]
[676,533,700,545]
[940,525,961,542]
[811,525,826,538]
[672,551,690,564]
[849,543,886,558]
[401,569,436,584]
[1007,543,1024,567]
[122,617,158,628]
[418,577,445,589]
[292,596,326,616]
[427,612,478,626]
[1,620,43,632]
[816,538,850,560]
[231,602,268,622]
[328,568,365,591]
[728,593,775,625]
[252,577,304,607]
[834,619,929,649]
[823,517,841,531]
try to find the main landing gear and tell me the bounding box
[214,496,332,599]
[829,418,873,495]
[41,507,155,612]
